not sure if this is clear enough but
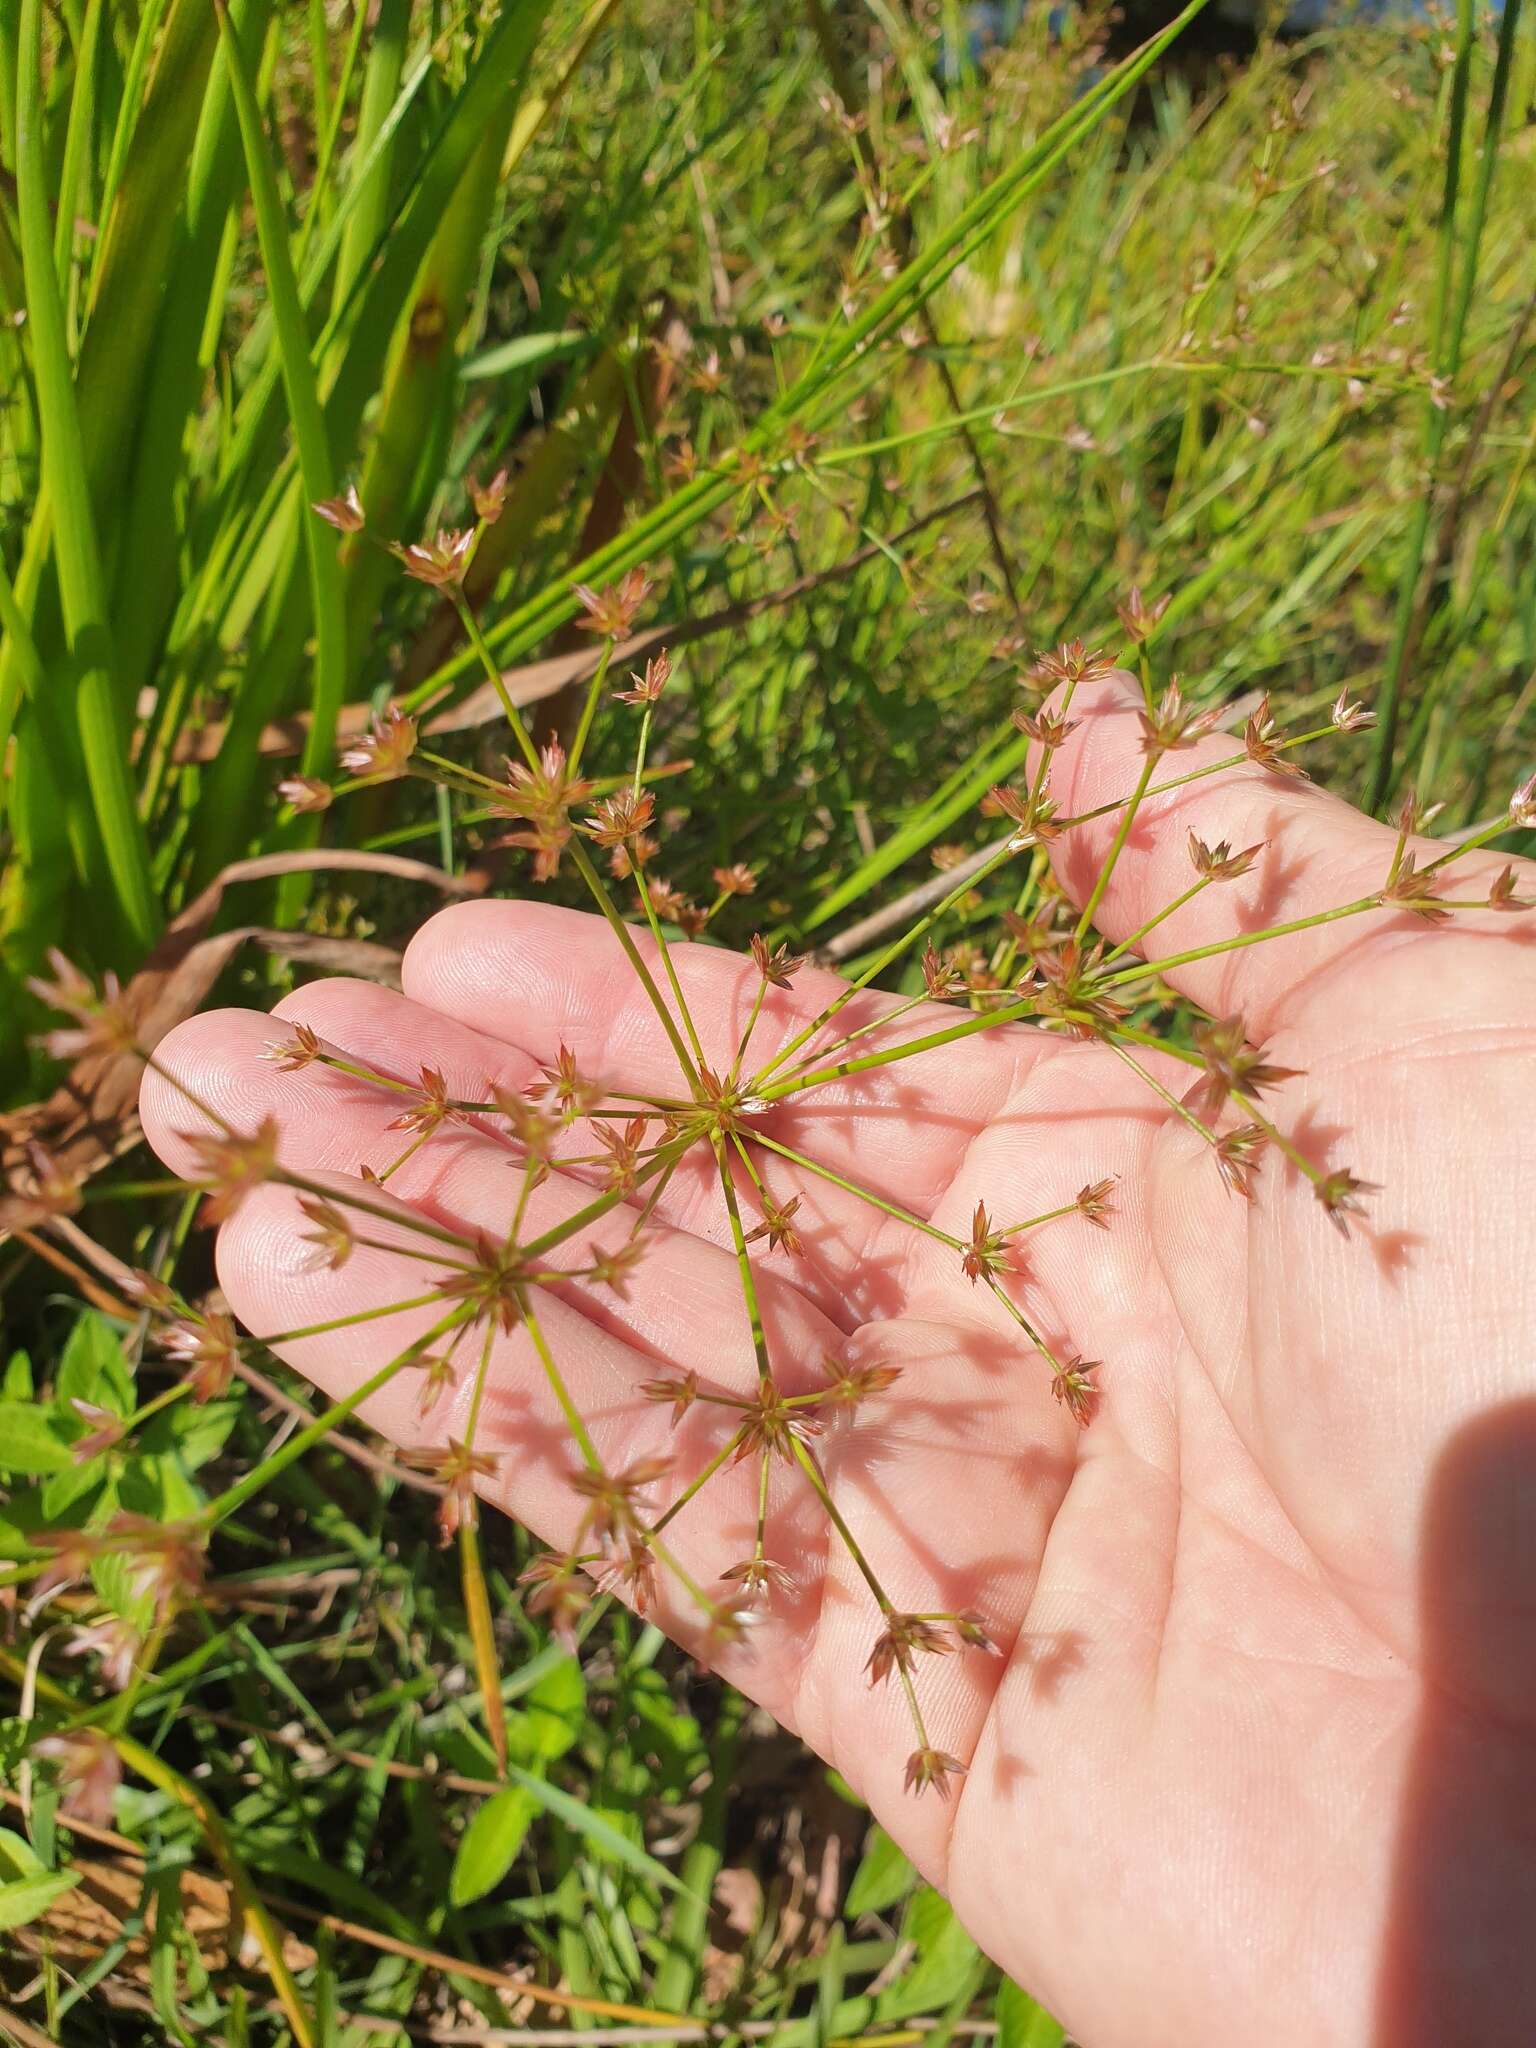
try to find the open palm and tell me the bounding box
[139,675,1536,2047]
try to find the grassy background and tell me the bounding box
[1,1,1533,2040]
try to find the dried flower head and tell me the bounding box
[960,1201,1006,1284]
[712,862,757,897]
[1331,690,1376,733]
[614,649,672,705]
[160,1309,241,1402]
[1243,694,1307,779]
[62,1616,142,1693]
[263,1022,324,1071]
[1192,1016,1302,1115]
[750,935,804,988]
[745,1193,803,1257]
[392,527,476,588]
[1139,680,1219,755]
[470,466,510,524]
[1489,864,1534,912]
[1380,853,1452,925]
[821,1354,903,1408]
[569,1455,670,1551]
[497,741,595,881]
[866,1612,954,1686]
[69,1400,126,1465]
[387,1066,459,1136]
[0,1141,83,1230]
[583,788,657,849]
[921,941,968,1002]
[276,774,334,814]
[1030,641,1115,688]
[574,567,653,639]
[340,704,418,780]
[297,1196,355,1272]
[519,1551,592,1651]
[178,1117,280,1223]
[35,1728,122,1827]
[720,1555,797,1601]
[1214,1122,1269,1200]
[1052,1356,1101,1427]
[1076,1178,1117,1228]
[1115,585,1172,643]
[987,784,1060,852]
[1509,771,1536,829]
[903,1746,967,1800]
[640,1370,701,1425]
[1315,1168,1379,1238]
[312,485,365,534]
[1013,703,1081,749]
[27,951,137,1063]
[403,1440,500,1545]
[1188,833,1263,882]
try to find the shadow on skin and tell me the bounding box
[1375,1398,1536,2046]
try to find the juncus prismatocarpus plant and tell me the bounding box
[14,479,1536,2032]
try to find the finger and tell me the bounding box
[139,1004,851,1382]
[1040,669,1511,1040]
[401,899,1045,1217]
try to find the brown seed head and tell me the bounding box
[1315,1168,1379,1238]
[903,1746,967,1800]
[160,1308,241,1402]
[866,1612,954,1687]
[470,466,510,524]
[1052,1356,1101,1427]
[1139,679,1220,756]
[614,647,672,705]
[1243,694,1307,779]
[497,740,595,882]
[1188,832,1263,882]
[751,934,804,988]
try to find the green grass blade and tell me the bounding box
[15,0,158,953]
[214,0,346,779]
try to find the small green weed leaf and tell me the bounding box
[139,1400,238,1473]
[995,1978,1067,2048]
[449,1784,539,1905]
[509,1654,584,1766]
[0,1867,78,1930]
[4,1352,34,1399]
[845,1824,916,1917]
[56,1312,134,1416]
[0,1401,77,1474]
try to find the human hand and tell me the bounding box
[139,670,1536,2048]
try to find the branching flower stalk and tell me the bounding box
[17,491,1535,1805]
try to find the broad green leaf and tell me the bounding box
[0,1400,76,1474]
[449,1785,539,1906]
[845,1825,916,1917]
[995,1978,1067,2048]
[0,1867,77,1929]
[510,1655,584,1766]
[877,1888,983,2020]
[3,1351,33,1399]
[0,1827,43,1877]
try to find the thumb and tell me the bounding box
[1040,669,1442,1040]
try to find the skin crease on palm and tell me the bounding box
[137,672,1536,2047]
